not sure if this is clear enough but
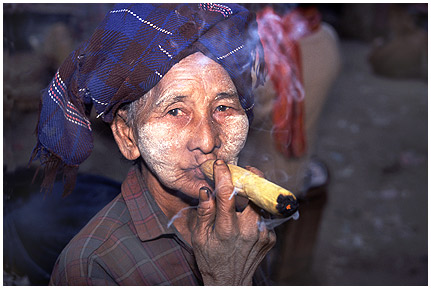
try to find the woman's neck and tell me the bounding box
[140,163,197,245]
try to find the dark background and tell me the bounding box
[3,3,428,285]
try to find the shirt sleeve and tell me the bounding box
[49,252,118,285]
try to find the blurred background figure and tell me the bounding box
[241,3,340,196]
[368,4,428,79]
[240,3,341,284]
[3,3,428,286]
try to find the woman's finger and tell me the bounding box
[237,202,262,235]
[245,166,265,178]
[195,187,216,233]
[213,159,237,235]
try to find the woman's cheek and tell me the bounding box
[220,114,249,164]
[136,121,182,184]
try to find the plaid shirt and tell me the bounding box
[49,165,271,285]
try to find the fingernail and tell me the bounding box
[199,186,211,202]
[215,159,224,166]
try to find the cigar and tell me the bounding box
[200,160,299,217]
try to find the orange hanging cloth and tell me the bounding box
[256,6,321,158]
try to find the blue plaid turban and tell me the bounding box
[30,3,265,195]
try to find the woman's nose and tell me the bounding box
[187,117,221,154]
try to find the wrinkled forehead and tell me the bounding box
[137,52,237,111]
[156,52,236,92]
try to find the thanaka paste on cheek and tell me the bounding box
[136,113,249,190]
[137,121,183,186]
[134,52,250,197]
[192,56,249,165]
[220,114,249,165]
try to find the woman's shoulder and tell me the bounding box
[50,193,139,284]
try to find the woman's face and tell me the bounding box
[133,52,249,199]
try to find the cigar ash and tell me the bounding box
[276,194,299,217]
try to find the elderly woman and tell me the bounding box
[31,3,276,285]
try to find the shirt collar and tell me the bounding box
[121,165,178,241]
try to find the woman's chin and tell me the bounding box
[182,179,213,199]
[163,175,212,202]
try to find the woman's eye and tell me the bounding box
[216,105,229,112]
[167,108,181,116]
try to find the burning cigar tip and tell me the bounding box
[276,194,299,217]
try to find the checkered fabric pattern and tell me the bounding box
[49,165,271,285]
[31,3,265,194]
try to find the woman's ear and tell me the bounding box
[111,111,140,161]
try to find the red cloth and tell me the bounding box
[256,6,320,158]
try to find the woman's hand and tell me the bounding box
[192,159,276,285]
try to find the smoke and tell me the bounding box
[167,205,198,228]
[167,194,299,232]
[257,210,300,231]
[229,187,240,200]
[264,168,291,185]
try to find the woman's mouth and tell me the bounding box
[187,166,207,180]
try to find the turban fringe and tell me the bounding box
[30,3,265,196]
[256,6,320,158]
